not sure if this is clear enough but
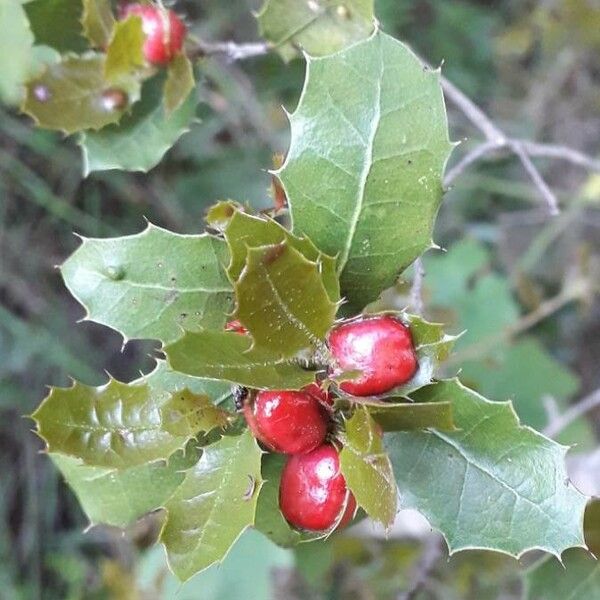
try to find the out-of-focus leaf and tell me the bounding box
[51,445,198,527]
[164,53,195,115]
[61,223,233,343]
[386,380,587,557]
[165,330,316,389]
[81,0,115,49]
[22,54,141,134]
[281,31,453,312]
[340,407,397,528]
[0,0,34,105]
[257,0,375,61]
[80,75,197,173]
[235,243,336,357]
[160,430,263,581]
[24,0,87,52]
[33,378,228,468]
[104,15,145,82]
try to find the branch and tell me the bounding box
[409,257,425,316]
[543,388,600,438]
[188,39,270,61]
[397,536,443,600]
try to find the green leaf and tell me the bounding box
[0,0,34,105]
[524,550,599,600]
[280,31,453,312]
[33,378,228,469]
[164,53,195,116]
[24,0,87,53]
[61,223,233,343]
[255,454,302,548]
[22,54,140,134]
[160,430,263,581]
[335,312,457,401]
[81,0,115,49]
[235,243,336,357]
[80,74,197,173]
[50,445,198,527]
[257,0,375,62]
[385,380,588,558]
[104,15,145,82]
[165,330,316,389]
[369,400,454,432]
[213,205,339,303]
[340,407,397,528]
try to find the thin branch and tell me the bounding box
[519,140,600,172]
[188,39,270,61]
[444,140,499,187]
[409,258,425,315]
[397,536,443,600]
[544,388,600,438]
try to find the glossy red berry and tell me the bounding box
[122,4,186,65]
[328,315,418,396]
[279,445,356,531]
[243,390,328,454]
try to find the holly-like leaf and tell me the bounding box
[164,53,195,116]
[257,0,375,62]
[104,15,145,82]
[280,31,453,312]
[340,407,397,528]
[335,312,457,402]
[22,54,140,134]
[24,0,87,53]
[79,75,197,173]
[385,380,588,558]
[369,400,454,432]
[61,223,233,343]
[211,205,339,303]
[81,0,115,49]
[165,330,317,390]
[51,445,198,527]
[33,378,228,469]
[0,0,34,105]
[235,243,336,357]
[160,430,263,581]
[255,454,302,548]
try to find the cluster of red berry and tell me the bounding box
[230,315,418,532]
[119,3,187,65]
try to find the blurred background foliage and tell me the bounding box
[1,0,599,598]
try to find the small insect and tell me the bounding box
[233,386,249,411]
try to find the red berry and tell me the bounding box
[328,315,418,396]
[243,390,328,454]
[303,382,334,406]
[225,319,248,335]
[279,445,356,531]
[122,4,186,65]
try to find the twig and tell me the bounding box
[409,258,425,315]
[444,140,499,187]
[543,388,600,438]
[397,536,443,600]
[188,39,270,61]
[519,140,600,172]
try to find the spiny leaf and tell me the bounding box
[24,0,87,53]
[280,30,453,312]
[340,407,397,528]
[160,430,263,581]
[81,0,115,49]
[51,444,199,527]
[369,400,454,432]
[164,330,317,390]
[235,243,337,357]
[61,223,233,343]
[257,0,375,62]
[33,378,228,469]
[0,0,34,105]
[385,380,588,558]
[79,74,198,173]
[22,53,141,134]
[164,53,195,116]
[212,204,339,303]
[104,15,146,82]
[335,312,457,403]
